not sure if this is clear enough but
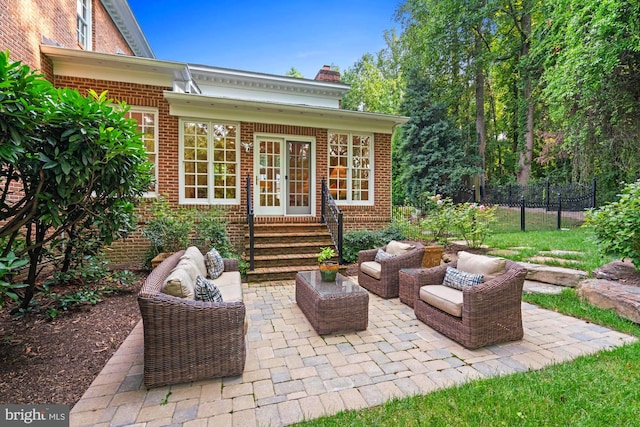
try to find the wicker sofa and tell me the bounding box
[413,254,527,349]
[138,249,246,388]
[358,240,425,298]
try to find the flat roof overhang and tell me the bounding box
[164,92,409,134]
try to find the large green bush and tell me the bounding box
[584,180,640,269]
[1,51,152,310]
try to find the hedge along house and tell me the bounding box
[3,1,408,280]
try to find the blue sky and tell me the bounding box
[127,0,402,79]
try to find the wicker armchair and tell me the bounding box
[358,241,425,298]
[138,250,246,388]
[413,259,527,349]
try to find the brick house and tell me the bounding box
[2,0,408,275]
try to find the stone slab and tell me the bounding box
[578,279,640,324]
[523,280,567,295]
[527,256,581,266]
[517,262,587,287]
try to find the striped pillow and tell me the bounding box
[443,267,484,290]
[204,248,225,279]
[375,248,396,262]
[194,275,223,303]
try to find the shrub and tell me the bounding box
[141,197,193,265]
[451,203,497,249]
[419,194,455,243]
[342,225,406,264]
[584,180,640,269]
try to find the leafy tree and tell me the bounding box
[342,30,405,114]
[396,70,480,203]
[533,0,640,200]
[285,67,304,78]
[0,51,152,310]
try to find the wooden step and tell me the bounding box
[248,231,332,244]
[252,253,319,269]
[247,241,334,256]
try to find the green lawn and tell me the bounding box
[295,228,640,426]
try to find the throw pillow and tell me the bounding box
[194,274,224,303]
[205,248,225,279]
[375,248,396,262]
[443,267,484,291]
[161,268,196,299]
[457,251,506,281]
[386,240,415,256]
[181,246,207,276]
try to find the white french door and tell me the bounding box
[254,138,312,216]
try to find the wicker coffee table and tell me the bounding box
[295,270,369,335]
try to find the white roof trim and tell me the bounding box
[189,65,350,100]
[100,0,154,58]
[164,92,409,134]
[41,45,196,91]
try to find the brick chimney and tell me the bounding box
[314,65,340,82]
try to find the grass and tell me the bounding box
[294,228,640,426]
[483,227,613,273]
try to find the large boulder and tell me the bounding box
[578,279,640,324]
[518,262,587,287]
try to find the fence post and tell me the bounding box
[591,178,597,208]
[557,192,562,230]
[472,185,476,203]
[520,196,525,232]
[545,180,550,211]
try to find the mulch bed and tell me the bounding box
[0,276,144,406]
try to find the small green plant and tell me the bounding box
[0,253,29,309]
[584,179,640,269]
[420,193,455,243]
[452,202,497,248]
[317,247,337,263]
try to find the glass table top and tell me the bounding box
[297,270,367,296]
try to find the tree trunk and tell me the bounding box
[475,32,487,185]
[517,10,533,185]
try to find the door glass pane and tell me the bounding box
[258,140,281,207]
[288,142,310,208]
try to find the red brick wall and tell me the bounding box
[92,0,134,56]
[27,75,394,268]
[1,0,134,73]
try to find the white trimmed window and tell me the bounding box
[126,108,158,196]
[180,120,239,204]
[77,0,91,50]
[328,132,373,204]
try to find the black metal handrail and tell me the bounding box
[321,177,343,264]
[246,175,254,271]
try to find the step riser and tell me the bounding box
[248,245,333,256]
[253,225,327,234]
[251,236,334,245]
[254,258,317,268]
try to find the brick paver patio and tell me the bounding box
[70,279,636,427]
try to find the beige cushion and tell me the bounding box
[419,285,463,317]
[161,267,195,299]
[457,251,506,282]
[181,246,207,276]
[174,258,200,282]
[386,240,415,256]
[215,280,243,303]
[360,261,382,279]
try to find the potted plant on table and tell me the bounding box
[317,246,339,281]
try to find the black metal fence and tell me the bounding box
[395,179,597,232]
